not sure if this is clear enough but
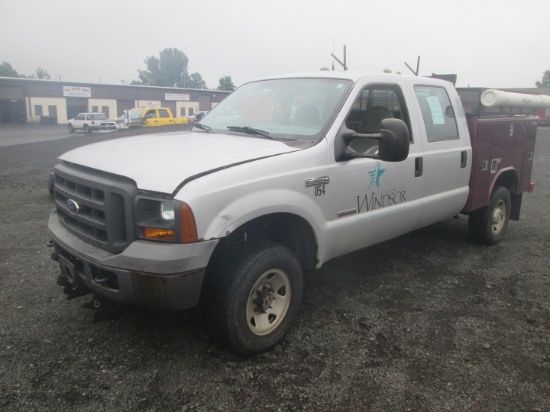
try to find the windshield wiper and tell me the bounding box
[227,126,275,140]
[193,123,212,133]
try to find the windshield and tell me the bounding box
[128,109,145,120]
[200,78,352,145]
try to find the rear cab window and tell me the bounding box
[414,86,458,142]
[158,109,170,118]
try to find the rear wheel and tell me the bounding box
[469,186,511,245]
[83,124,90,134]
[204,241,303,355]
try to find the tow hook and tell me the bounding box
[62,282,91,300]
[83,294,125,323]
[47,239,59,262]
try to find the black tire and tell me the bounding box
[68,124,75,133]
[204,241,303,355]
[468,186,511,245]
[83,124,90,134]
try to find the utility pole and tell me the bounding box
[331,45,348,71]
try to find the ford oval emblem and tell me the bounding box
[66,199,80,214]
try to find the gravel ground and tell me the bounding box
[0,126,549,412]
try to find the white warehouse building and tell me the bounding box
[0,77,230,124]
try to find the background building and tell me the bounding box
[0,77,230,124]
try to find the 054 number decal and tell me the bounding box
[314,184,326,197]
[305,176,329,198]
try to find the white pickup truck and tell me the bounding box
[48,72,538,354]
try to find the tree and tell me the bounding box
[35,68,50,80]
[137,48,190,87]
[383,68,401,74]
[0,61,20,77]
[217,76,235,91]
[0,62,53,79]
[535,70,550,88]
[187,72,207,89]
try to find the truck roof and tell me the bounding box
[248,71,451,87]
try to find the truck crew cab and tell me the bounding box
[124,107,189,127]
[48,72,538,355]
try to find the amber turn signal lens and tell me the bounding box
[180,203,198,243]
[143,227,176,242]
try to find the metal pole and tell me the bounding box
[330,45,348,71]
[404,56,421,76]
[344,45,347,71]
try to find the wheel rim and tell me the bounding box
[490,199,506,235]
[246,268,291,336]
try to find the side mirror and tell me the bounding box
[343,118,410,162]
[377,118,410,162]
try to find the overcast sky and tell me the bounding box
[1,0,548,90]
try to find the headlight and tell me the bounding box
[160,201,175,222]
[135,197,198,243]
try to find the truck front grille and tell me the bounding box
[53,163,137,254]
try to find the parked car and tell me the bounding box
[67,113,107,133]
[100,115,129,132]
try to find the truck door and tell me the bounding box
[326,83,425,258]
[157,108,174,126]
[143,109,159,126]
[412,85,471,228]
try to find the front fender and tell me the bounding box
[202,188,325,244]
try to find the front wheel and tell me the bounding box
[205,241,303,355]
[68,124,75,133]
[468,186,511,245]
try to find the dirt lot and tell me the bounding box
[0,127,549,411]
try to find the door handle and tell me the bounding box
[461,151,467,168]
[415,157,423,177]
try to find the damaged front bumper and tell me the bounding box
[48,211,218,310]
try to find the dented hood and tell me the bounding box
[59,131,297,193]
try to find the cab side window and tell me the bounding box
[414,86,458,141]
[346,85,411,135]
[158,109,170,118]
[344,84,412,154]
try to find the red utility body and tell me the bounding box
[464,116,537,213]
[457,87,537,218]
